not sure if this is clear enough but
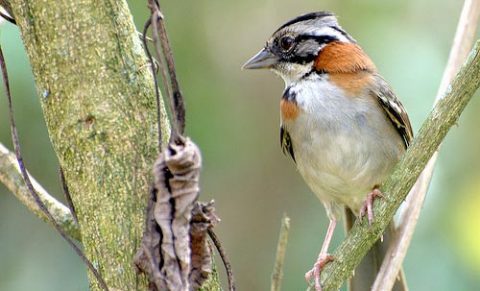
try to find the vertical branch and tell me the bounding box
[147,0,185,142]
[372,1,480,289]
[271,214,290,291]
[142,19,165,151]
[139,2,228,290]
[151,2,186,136]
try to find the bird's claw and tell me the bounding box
[305,253,334,291]
[359,188,383,225]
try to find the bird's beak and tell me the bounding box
[242,48,279,70]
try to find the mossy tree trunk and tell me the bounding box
[8,0,172,289]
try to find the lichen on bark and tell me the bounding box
[9,0,168,289]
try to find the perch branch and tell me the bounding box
[373,1,480,289]
[271,214,290,291]
[320,40,480,290]
[0,143,80,240]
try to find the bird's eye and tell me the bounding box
[279,36,295,52]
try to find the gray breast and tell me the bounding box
[283,77,404,211]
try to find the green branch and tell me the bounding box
[271,214,290,291]
[321,40,480,290]
[0,143,80,240]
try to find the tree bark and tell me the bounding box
[9,0,169,289]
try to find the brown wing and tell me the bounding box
[372,74,413,148]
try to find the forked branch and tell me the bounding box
[0,143,80,240]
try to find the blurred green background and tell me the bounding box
[1,0,480,290]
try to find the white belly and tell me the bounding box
[282,77,404,217]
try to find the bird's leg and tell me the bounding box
[305,218,336,291]
[359,187,384,225]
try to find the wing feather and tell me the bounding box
[280,126,296,162]
[372,74,413,148]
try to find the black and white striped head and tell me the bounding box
[243,12,355,84]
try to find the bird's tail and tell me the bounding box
[344,208,408,291]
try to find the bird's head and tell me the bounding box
[243,12,363,85]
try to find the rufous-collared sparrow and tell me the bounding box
[243,11,413,290]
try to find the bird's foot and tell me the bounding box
[305,253,334,291]
[359,188,384,225]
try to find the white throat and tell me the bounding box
[272,61,314,86]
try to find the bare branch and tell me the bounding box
[0,143,80,240]
[320,39,480,290]
[271,214,290,291]
[373,1,480,289]
[208,228,236,291]
[142,18,166,151]
[147,0,186,141]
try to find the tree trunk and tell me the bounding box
[9,0,170,289]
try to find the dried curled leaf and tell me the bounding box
[190,201,220,289]
[154,139,201,290]
[135,187,166,291]
[135,138,218,291]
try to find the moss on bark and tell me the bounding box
[10,0,166,289]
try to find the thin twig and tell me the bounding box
[147,0,186,142]
[148,5,176,140]
[208,229,236,291]
[153,2,186,137]
[142,18,163,151]
[271,214,290,291]
[137,31,154,43]
[0,45,109,291]
[59,167,78,225]
[144,2,231,290]
[139,31,162,74]
[0,143,80,240]
[372,1,480,289]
